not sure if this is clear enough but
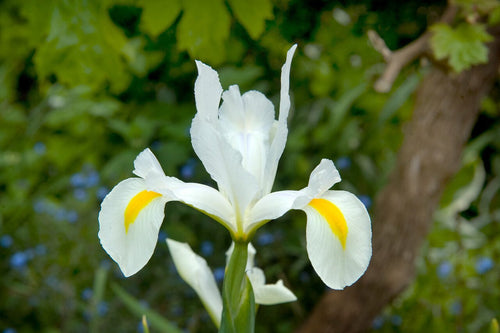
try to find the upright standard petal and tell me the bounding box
[278,44,297,123]
[167,239,223,327]
[194,61,223,120]
[262,44,297,194]
[98,177,168,277]
[303,190,372,290]
[219,88,276,187]
[190,113,259,227]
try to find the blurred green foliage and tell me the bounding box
[1,0,499,332]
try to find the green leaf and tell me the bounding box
[430,23,493,72]
[177,0,230,64]
[489,5,500,25]
[111,283,183,333]
[33,2,131,93]
[140,0,181,37]
[227,0,273,39]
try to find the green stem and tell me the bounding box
[219,241,255,333]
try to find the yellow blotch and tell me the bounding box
[309,198,348,249]
[124,190,162,233]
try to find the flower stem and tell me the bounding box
[219,241,255,333]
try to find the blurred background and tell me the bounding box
[1,0,499,332]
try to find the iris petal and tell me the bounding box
[98,178,168,277]
[303,190,371,290]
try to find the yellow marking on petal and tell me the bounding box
[124,190,162,233]
[309,198,348,249]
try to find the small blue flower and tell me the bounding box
[97,301,109,316]
[200,241,214,256]
[70,173,87,188]
[97,186,109,200]
[3,328,17,333]
[336,157,351,170]
[10,252,29,269]
[33,200,46,213]
[73,188,88,201]
[157,231,167,243]
[372,316,384,330]
[137,321,145,333]
[66,210,78,223]
[180,159,197,180]
[213,267,225,283]
[55,208,66,221]
[100,259,112,270]
[390,315,402,326]
[358,195,372,209]
[151,141,161,150]
[257,232,275,246]
[475,257,494,274]
[450,300,462,315]
[45,275,59,288]
[35,244,47,256]
[437,261,453,279]
[85,170,100,187]
[81,288,93,301]
[0,235,13,248]
[33,142,46,155]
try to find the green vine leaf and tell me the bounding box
[177,0,230,64]
[430,22,493,73]
[227,0,273,39]
[140,0,181,37]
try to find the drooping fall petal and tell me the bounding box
[166,239,223,327]
[98,177,168,277]
[303,190,372,290]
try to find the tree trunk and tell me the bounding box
[297,35,500,333]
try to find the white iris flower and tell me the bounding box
[98,45,372,290]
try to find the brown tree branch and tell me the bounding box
[370,5,458,93]
[297,30,500,333]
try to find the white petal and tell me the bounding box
[247,267,297,305]
[167,239,222,326]
[194,61,223,121]
[171,181,236,232]
[303,190,372,290]
[132,148,164,179]
[219,85,245,127]
[278,44,297,122]
[247,190,301,232]
[190,114,259,218]
[247,159,340,232]
[262,45,297,194]
[219,89,276,187]
[133,149,235,230]
[98,178,168,277]
[294,159,341,208]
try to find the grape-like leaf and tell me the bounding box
[430,23,493,72]
[227,0,273,39]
